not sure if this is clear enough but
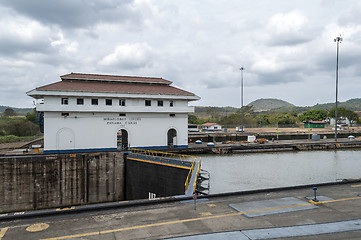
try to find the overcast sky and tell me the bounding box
[1,0,360,108]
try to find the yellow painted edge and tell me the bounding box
[0,227,9,240]
[56,206,75,211]
[199,212,212,216]
[309,200,323,205]
[127,157,192,170]
[26,223,50,232]
[41,196,361,240]
[351,184,361,188]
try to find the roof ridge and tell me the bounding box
[60,73,172,85]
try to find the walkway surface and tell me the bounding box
[1,182,361,239]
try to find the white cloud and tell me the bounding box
[1,0,361,108]
[263,11,315,46]
[99,43,153,69]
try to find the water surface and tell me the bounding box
[200,149,361,194]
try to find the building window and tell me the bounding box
[170,114,175,117]
[145,100,151,106]
[158,100,163,107]
[106,99,112,106]
[77,98,84,105]
[61,112,69,117]
[119,113,126,117]
[170,101,174,107]
[91,99,98,105]
[61,98,69,105]
[119,99,126,106]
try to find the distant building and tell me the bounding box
[329,117,353,127]
[304,121,326,128]
[27,73,200,153]
[202,123,222,131]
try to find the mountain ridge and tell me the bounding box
[193,98,361,116]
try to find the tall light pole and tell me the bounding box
[240,67,245,132]
[334,35,342,141]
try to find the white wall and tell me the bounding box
[203,124,222,130]
[38,97,194,113]
[44,112,188,152]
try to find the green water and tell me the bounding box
[200,149,361,194]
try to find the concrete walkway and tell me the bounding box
[2,181,361,239]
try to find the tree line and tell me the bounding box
[189,106,360,127]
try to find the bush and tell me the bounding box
[6,119,39,136]
[3,108,16,116]
[26,112,36,122]
[0,116,40,137]
[0,135,27,144]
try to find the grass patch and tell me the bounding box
[0,135,27,143]
[0,135,39,144]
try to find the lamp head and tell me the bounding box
[334,35,343,43]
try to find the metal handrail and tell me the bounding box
[129,148,201,195]
[184,161,195,192]
[129,148,199,166]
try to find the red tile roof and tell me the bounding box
[61,73,172,85]
[33,73,197,97]
[202,123,219,126]
[306,121,327,124]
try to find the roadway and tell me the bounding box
[1,181,361,239]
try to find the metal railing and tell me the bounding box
[129,148,199,168]
[184,161,196,193]
[128,148,201,195]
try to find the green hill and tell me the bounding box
[311,98,361,111]
[193,98,361,118]
[248,98,295,112]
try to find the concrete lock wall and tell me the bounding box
[0,152,125,213]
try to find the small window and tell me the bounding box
[105,99,112,106]
[145,100,151,106]
[170,101,174,107]
[170,114,175,117]
[77,98,84,105]
[119,99,126,106]
[158,100,163,107]
[119,113,126,117]
[61,112,69,117]
[91,99,98,105]
[61,98,69,105]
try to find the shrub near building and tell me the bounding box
[0,111,40,143]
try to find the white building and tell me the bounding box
[27,73,200,153]
[329,117,353,127]
[202,123,222,131]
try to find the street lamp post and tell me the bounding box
[334,35,342,141]
[240,67,245,132]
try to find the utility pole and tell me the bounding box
[240,67,245,132]
[334,35,342,141]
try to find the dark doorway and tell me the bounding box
[167,129,177,148]
[117,129,128,150]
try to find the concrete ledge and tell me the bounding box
[2,178,361,222]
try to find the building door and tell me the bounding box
[167,129,177,148]
[117,129,128,150]
[57,128,75,150]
